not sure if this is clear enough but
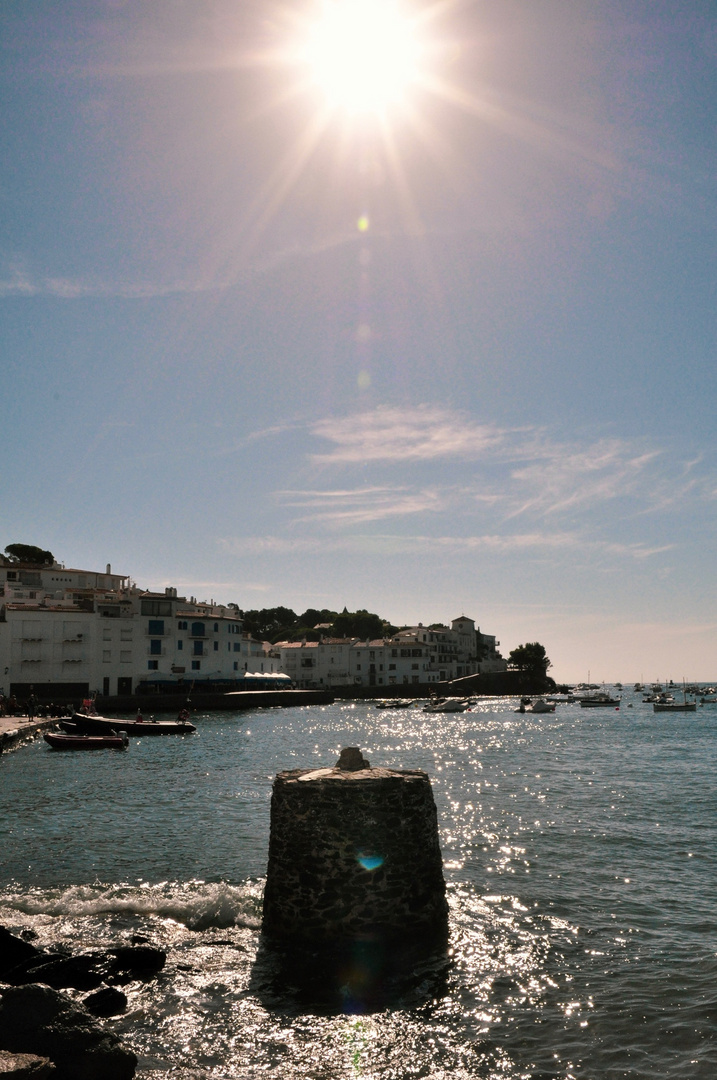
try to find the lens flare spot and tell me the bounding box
[357,852,384,870]
[357,214,370,232]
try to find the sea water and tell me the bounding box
[0,694,715,1079]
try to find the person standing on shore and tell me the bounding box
[27,690,37,721]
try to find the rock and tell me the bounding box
[336,747,370,771]
[0,1049,55,1078]
[8,955,107,992]
[82,987,127,1018]
[0,929,41,980]
[0,984,136,1080]
[106,946,165,982]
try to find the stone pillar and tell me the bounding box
[261,748,447,944]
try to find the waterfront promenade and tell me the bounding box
[0,714,56,754]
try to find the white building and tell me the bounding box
[276,616,506,689]
[0,557,282,702]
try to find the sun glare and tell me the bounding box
[300,0,423,115]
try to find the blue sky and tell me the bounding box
[2,0,716,681]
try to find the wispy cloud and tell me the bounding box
[219,531,671,560]
[507,439,662,517]
[305,405,709,523]
[275,486,446,524]
[310,405,508,464]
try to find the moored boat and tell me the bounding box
[653,700,696,713]
[528,698,556,713]
[423,698,469,713]
[579,692,620,707]
[45,730,129,751]
[63,712,196,736]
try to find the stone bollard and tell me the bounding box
[261,748,448,945]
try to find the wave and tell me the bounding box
[0,879,264,932]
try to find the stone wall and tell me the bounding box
[262,753,448,944]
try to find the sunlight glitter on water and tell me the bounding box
[1,694,716,1077]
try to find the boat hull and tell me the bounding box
[653,702,696,712]
[45,731,128,751]
[64,713,196,736]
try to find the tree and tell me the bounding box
[4,544,54,565]
[508,642,552,686]
[333,609,396,640]
[239,607,298,642]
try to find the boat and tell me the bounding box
[653,699,696,713]
[579,692,620,707]
[62,712,196,736]
[375,699,415,709]
[528,698,556,713]
[653,682,696,713]
[423,698,469,713]
[44,730,129,751]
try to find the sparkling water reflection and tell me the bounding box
[0,695,715,1077]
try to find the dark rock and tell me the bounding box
[0,1049,55,1078]
[0,929,41,980]
[0,983,136,1080]
[9,955,107,992]
[336,747,370,771]
[106,946,165,982]
[82,987,127,1018]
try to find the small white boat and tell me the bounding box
[528,698,556,714]
[423,698,470,713]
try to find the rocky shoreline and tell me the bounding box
[0,925,165,1078]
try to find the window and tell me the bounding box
[177,640,183,650]
[6,571,17,580]
[120,650,131,663]
[389,663,396,670]
[233,643,240,652]
[148,620,164,635]
[356,664,361,671]
[191,660,201,670]
[150,639,162,655]
[412,663,419,670]
[213,641,219,652]
[141,600,172,616]
[148,660,159,670]
[178,620,187,630]
[193,640,203,656]
[233,662,239,670]
[214,622,219,632]
[191,621,205,637]
[120,628,132,641]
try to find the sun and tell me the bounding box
[299,0,423,116]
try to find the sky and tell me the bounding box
[2,0,717,683]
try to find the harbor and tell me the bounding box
[1,690,715,1078]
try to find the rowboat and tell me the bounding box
[62,713,196,736]
[45,730,129,751]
